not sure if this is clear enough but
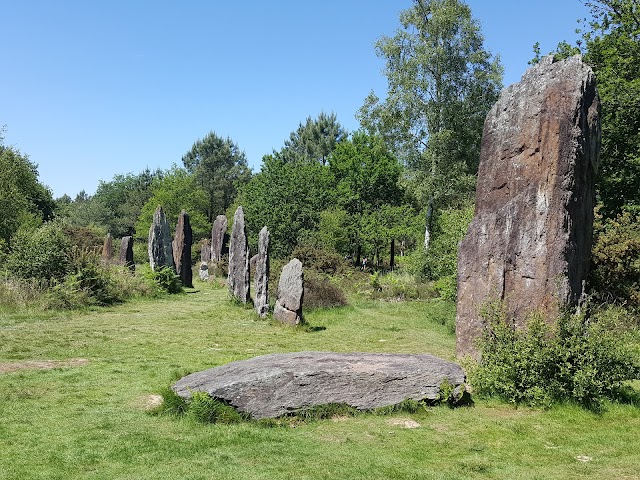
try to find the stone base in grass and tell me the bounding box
[173,351,466,419]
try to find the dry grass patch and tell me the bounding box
[0,357,88,374]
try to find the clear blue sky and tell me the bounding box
[0,0,588,198]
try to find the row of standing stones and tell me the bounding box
[105,55,600,357]
[143,204,304,325]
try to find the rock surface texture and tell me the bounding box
[227,207,250,303]
[200,242,211,264]
[148,206,175,272]
[456,56,601,359]
[102,233,113,261]
[198,262,209,281]
[273,258,303,325]
[211,215,228,263]
[173,210,193,288]
[119,236,134,271]
[173,351,465,419]
[254,227,270,318]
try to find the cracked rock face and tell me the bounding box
[148,206,175,272]
[173,351,466,419]
[254,227,270,318]
[211,215,228,263]
[456,56,601,359]
[227,207,250,304]
[173,210,193,288]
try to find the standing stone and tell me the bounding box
[200,242,211,264]
[456,56,601,359]
[211,215,228,263]
[254,227,270,318]
[227,206,250,303]
[102,233,113,261]
[173,210,193,288]
[119,236,135,271]
[148,206,175,272]
[199,262,210,281]
[273,258,303,325]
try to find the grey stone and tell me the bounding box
[173,210,193,288]
[198,262,209,281]
[227,206,250,303]
[173,351,466,419]
[200,242,211,264]
[273,258,303,325]
[119,236,134,271]
[456,56,601,359]
[148,206,175,272]
[102,233,113,261]
[254,227,270,318]
[211,215,228,263]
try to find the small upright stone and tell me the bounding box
[119,236,134,271]
[199,262,210,281]
[173,210,193,288]
[227,207,250,303]
[102,233,113,261]
[274,258,303,325]
[456,56,601,359]
[254,227,270,318]
[148,206,175,272]
[211,214,228,263]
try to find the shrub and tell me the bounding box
[468,301,640,410]
[304,273,348,309]
[369,271,437,301]
[291,244,348,275]
[590,210,640,308]
[144,266,183,294]
[7,221,71,281]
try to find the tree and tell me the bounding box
[329,132,405,263]
[236,155,334,258]
[135,166,210,242]
[357,0,502,213]
[280,112,348,165]
[0,133,55,248]
[182,132,251,220]
[583,0,640,217]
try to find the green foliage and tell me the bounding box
[590,210,640,307]
[135,167,210,242]
[291,244,347,275]
[303,273,348,309]
[369,271,437,302]
[469,301,640,410]
[0,141,55,246]
[358,0,502,210]
[145,266,184,294]
[6,221,71,281]
[407,204,473,290]
[280,112,348,165]
[237,155,334,258]
[182,131,251,220]
[184,392,246,424]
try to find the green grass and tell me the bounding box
[1,280,639,479]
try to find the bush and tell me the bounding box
[304,273,348,309]
[369,271,437,301]
[7,221,71,281]
[291,244,348,275]
[590,210,640,308]
[468,301,640,410]
[144,266,183,294]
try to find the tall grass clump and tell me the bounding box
[468,300,640,411]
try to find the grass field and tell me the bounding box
[1,279,639,479]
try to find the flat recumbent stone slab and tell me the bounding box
[172,351,465,419]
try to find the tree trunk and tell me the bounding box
[390,239,395,271]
